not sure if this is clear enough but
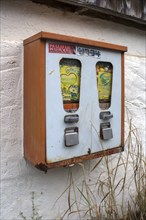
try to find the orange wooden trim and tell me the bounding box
[24,32,42,45]
[24,39,46,165]
[121,53,125,147]
[24,31,127,52]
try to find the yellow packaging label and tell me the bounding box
[60,65,81,102]
[98,71,112,101]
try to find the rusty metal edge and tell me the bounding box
[34,146,124,172]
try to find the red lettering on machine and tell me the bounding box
[48,43,76,54]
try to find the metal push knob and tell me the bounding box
[64,114,79,123]
[99,111,113,120]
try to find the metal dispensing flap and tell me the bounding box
[64,127,79,147]
[102,127,113,140]
[100,122,113,140]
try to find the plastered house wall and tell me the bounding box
[1,0,146,219]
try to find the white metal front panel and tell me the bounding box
[45,41,121,163]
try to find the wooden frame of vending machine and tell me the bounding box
[24,32,127,171]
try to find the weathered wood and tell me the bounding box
[32,0,146,30]
[93,0,146,20]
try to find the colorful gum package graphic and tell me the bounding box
[96,63,113,103]
[60,63,81,103]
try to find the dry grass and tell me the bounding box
[59,113,146,220]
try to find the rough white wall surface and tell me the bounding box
[1,0,146,219]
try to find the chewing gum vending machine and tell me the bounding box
[24,32,127,171]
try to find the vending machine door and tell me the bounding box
[45,41,122,163]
